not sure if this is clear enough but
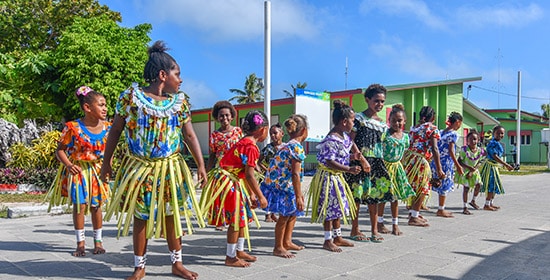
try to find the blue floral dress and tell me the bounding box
[431,129,459,195]
[260,139,305,216]
[307,133,356,224]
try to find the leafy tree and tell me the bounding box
[283,81,308,97]
[0,0,121,54]
[52,15,151,119]
[542,104,550,118]
[229,73,264,104]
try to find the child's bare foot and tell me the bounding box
[225,256,250,267]
[378,223,391,234]
[469,201,480,210]
[323,240,342,252]
[284,242,305,251]
[408,213,428,222]
[270,213,278,222]
[408,217,429,227]
[215,225,225,231]
[490,204,501,209]
[420,205,430,211]
[333,236,354,247]
[93,242,106,254]
[172,262,198,279]
[265,214,274,222]
[127,267,145,280]
[483,205,497,211]
[73,245,86,257]
[462,207,472,215]
[391,224,403,236]
[236,250,257,262]
[273,247,295,258]
[436,209,454,218]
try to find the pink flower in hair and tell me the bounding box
[76,86,93,96]
[253,114,264,125]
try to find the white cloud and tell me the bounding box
[181,79,219,109]
[141,0,321,42]
[359,0,447,30]
[457,3,543,28]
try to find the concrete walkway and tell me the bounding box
[0,173,549,279]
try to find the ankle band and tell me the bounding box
[377,216,385,223]
[170,249,182,264]
[93,228,102,243]
[226,243,237,258]
[134,255,146,268]
[236,237,245,252]
[324,231,332,240]
[410,210,419,218]
[75,229,85,243]
[333,228,342,237]
[392,217,398,225]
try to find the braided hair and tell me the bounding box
[143,41,178,84]
[241,110,269,135]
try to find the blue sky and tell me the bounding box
[100,0,550,114]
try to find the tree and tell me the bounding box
[229,73,264,104]
[0,0,121,54]
[52,15,151,120]
[283,81,308,97]
[542,104,550,118]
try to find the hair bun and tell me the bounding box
[148,40,169,55]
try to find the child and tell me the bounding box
[260,115,308,258]
[456,130,486,214]
[206,100,243,231]
[100,41,206,280]
[307,100,369,252]
[206,100,243,171]
[430,112,464,218]
[402,106,445,227]
[200,110,269,268]
[48,86,110,257]
[381,104,416,235]
[480,125,514,210]
[259,123,284,222]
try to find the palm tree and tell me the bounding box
[229,73,264,104]
[283,82,308,97]
[542,103,550,118]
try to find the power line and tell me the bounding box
[470,85,550,101]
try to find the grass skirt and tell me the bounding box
[455,169,482,190]
[47,160,110,215]
[306,165,356,224]
[199,167,260,251]
[384,160,415,201]
[402,150,432,205]
[104,153,204,239]
[480,160,504,195]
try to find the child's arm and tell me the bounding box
[291,159,304,211]
[350,142,371,173]
[100,114,125,182]
[449,142,463,175]
[325,159,361,174]
[182,121,207,187]
[55,143,81,175]
[430,136,446,178]
[245,165,267,208]
[491,153,514,171]
[206,151,216,172]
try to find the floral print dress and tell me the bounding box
[402,122,440,195]
[455,145,486,189]
[48,119,111,212]
[260,139,305,216]
[307,133,356,224]
[382,131,415,200]
[431,129,459,195]
[209,126,243,166]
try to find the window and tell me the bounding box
[510,135,531,146]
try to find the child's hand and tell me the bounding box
[505,163,514,171]
[296,195,305,211]
[258,195,268,209]
[347,165,361,175]
[100,164,111,182]
[68,164,82,175]
[360,157,371,173]
[466,172,473,179]
[437,168,446,179]
[249,194,258,208]
[456,166,464,176]
[196,167,207,188]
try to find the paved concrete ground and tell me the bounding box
[0,173,549,279]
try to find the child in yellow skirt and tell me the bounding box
[100,41,206,280]
[48,86,110,257]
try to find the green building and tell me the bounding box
[484,109,549,164]
[190,77,499,168]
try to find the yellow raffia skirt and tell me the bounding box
[47,160,110,215]
[104,153,204,239]
[480,160,504,195]
[199,167,260,251]
[401,150,432,205]
[306,164,356,224]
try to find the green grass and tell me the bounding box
[501,164,550,175]
[0,193,47,204]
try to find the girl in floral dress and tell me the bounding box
[456,130,486,215]
[480,125,514,211]
[48,86,110,257]
[381,104,415,235]
[308,100,369,252]
[259,123,284,222]
[430,112,464,218]
[206,100,243,230]
[100,41,206,280]
[402,106,445,227]
[200,110,269,268]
